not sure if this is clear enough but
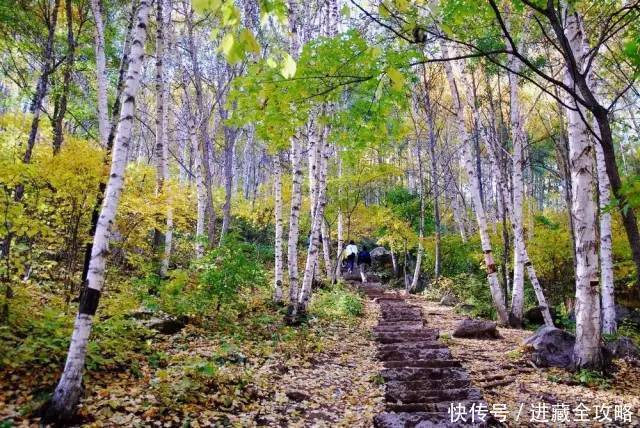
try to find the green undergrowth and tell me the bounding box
[309,282,364,322]
[0,261,366,419]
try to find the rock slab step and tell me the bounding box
[354,281,495,427]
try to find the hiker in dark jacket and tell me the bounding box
[358,246,372,282]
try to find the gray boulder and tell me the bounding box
[606,337,640,363]
[439,292,458,307]
[452,319,501,339]
[523,326,575,368]
[615,304,640,326]
[370,246,392,264]
[144,317,185,334]
[129,308,186,334]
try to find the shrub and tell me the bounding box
[309,283,364,321]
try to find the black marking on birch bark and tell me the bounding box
[487,264,497,274]
[483,249,492,254]
[525,261,532,267]
[589,280,600,288]
[79,287,101,315]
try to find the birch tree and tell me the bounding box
[286,0,304,309]
[273,152,285,303]
[46,1,152,420]
[563,10,602,368]
[89,0,110,147]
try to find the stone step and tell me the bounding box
[374,411,490,428]
[377,347,452,361]
[374,322,425,332]
[385,387,483,404]
[378,341,447,352]
[385,378,472,391]
[383,359,462,369]
[376,333,439,344]
[381,367,470,382]
[385,399,490,416]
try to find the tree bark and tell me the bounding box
[296,126,330,315]
[185,2,216,247]
[273,153,285,303]
[52,0,77,154]
[410,137,424,292]
[89,0,110,147]
[46,2,151,421]
[595,124,616,334]
[563,11,602,369]
[286,0,303,309]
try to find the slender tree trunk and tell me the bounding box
[336,149,343,281]
[410,139,424,292]
[443,44,508,324]
[185,3,215,247]
[191,117,206,259]
[296,129,329,315]
[46,2,151,421]
[159,3,173,278]
[564,12,602,369]
[286,0,303,309]
[595,126,616,334]
[153,0,170,275]
[273,153,284,303]
[52,0,76,154]
[79,0,137,291]
[423,89,441,281]
[90,0,110,147]
[507,46,527,328]
[219,126,236,245]
[21,0,60,170]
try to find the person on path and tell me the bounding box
[345,240,358,273]
[358,245,372,282]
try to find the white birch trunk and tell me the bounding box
[191,118,206,259]
[286,0,303,307]
[296,131,330,314]
[287,133,303,306]
[595,126,616,334]
[507,44,527,327]
[564,10,602,367]
[442,43,508,325]
[89,0,110,147]
[155,0,172,277]
[410,140,424,292]
[273,153,284,303]
[336,149,343,281]
[48,1,151,419]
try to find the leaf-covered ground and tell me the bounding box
[0,287,384,427]
[413,296,640,427]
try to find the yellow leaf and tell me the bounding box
[240,29,260,54]
[387,67,405,91]
[219,33,234,57]
[280,53,296,79]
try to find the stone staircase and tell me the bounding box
[358,282,496,428]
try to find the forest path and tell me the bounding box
[357,282,492,428]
